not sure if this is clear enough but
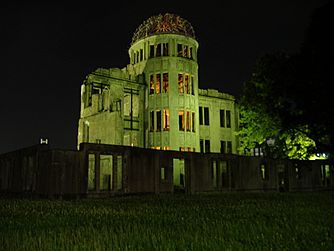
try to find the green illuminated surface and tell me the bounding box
[78,14,239,153]
[1,193,333,250]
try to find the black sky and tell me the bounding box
[0,0,329,153]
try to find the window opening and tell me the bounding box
[200,139,204,153]
[220,109,225,127]
[156,44,161,57]
[184,45,189,58]
[177,44,183,57]
[205,140,211,153]
[163,109,170,131]
[227,141,232,154]
[260,163,268,180]
[178,74,184,94]
[149,45,154,58]
[185,75,189,94]
[212,160,217,188]
[226,110,231,128]
[156,110,161,132]
[150,75,154,94]
[100,155,113,191]
[161,167,166,180]
[204,107,209,125]
[140,49,143,61]
[88,154,95,190]
[163,43,169,56]
[186,111,190,131]
[221,141,226,154]
[163,73,169,93]
[150,111,154,131]
[156,74,161,94]
[116,156,123,190]
[178,111,185,131]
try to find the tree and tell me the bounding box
[239,51,316,159]
[239,1,334,159]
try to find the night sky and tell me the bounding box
[0,0,329,153]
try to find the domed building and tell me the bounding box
[78,13,239,157]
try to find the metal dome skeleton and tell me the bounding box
[131,13,195,44]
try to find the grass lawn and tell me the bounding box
[1,192,334,250]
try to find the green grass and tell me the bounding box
[1,192,334,250]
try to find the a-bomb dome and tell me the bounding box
[131,13,195,44]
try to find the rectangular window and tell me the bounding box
[186,111,190,131]
[140,49,143,61]
[150,111,154,131]
[136,51,139,63]
[132,94,139,117]
[161,167,166,180]
[184,45,189,58]
[116,156,123,190]
[321,164,331,186]
[227,141,232,154]
[226,110,231,128]
[220,141,226,154]
[150,75,154,94]
[200,139,204,153]
[100,155,113,191]
[260,163,269,180]
[191,112,195,132]
[205,140,211,153]
[149,45,154,58]
[156,110,161,132]
[178,74,184,93]
[156,44,161,57]
[156,74,161,94]
[220,109,225,127]
[163,73,169,93]
[163,109,170,130]
[204,107,209,125]
[199,106,203,125]
[83,122,90,142]
[185,75,189,94]
[123,94,131,116]
[88,154,95,190]
[190,47,193,59]
[177,44,183,57]
[178,111,184,131]
[163,43,169,56]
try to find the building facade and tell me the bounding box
[77,13,239,155]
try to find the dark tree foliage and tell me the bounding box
[239,1,334,159]
[295,1,334,155]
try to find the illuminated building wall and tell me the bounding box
[78,13,239,153]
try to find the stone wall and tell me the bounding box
[0,143,333,198]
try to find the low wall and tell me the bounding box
[0,143,333,197]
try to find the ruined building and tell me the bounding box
[2,14,331,198]
[77,13,239,155]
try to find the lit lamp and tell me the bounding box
[40,138,48,145]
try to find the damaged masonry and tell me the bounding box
[0,13,333,198]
